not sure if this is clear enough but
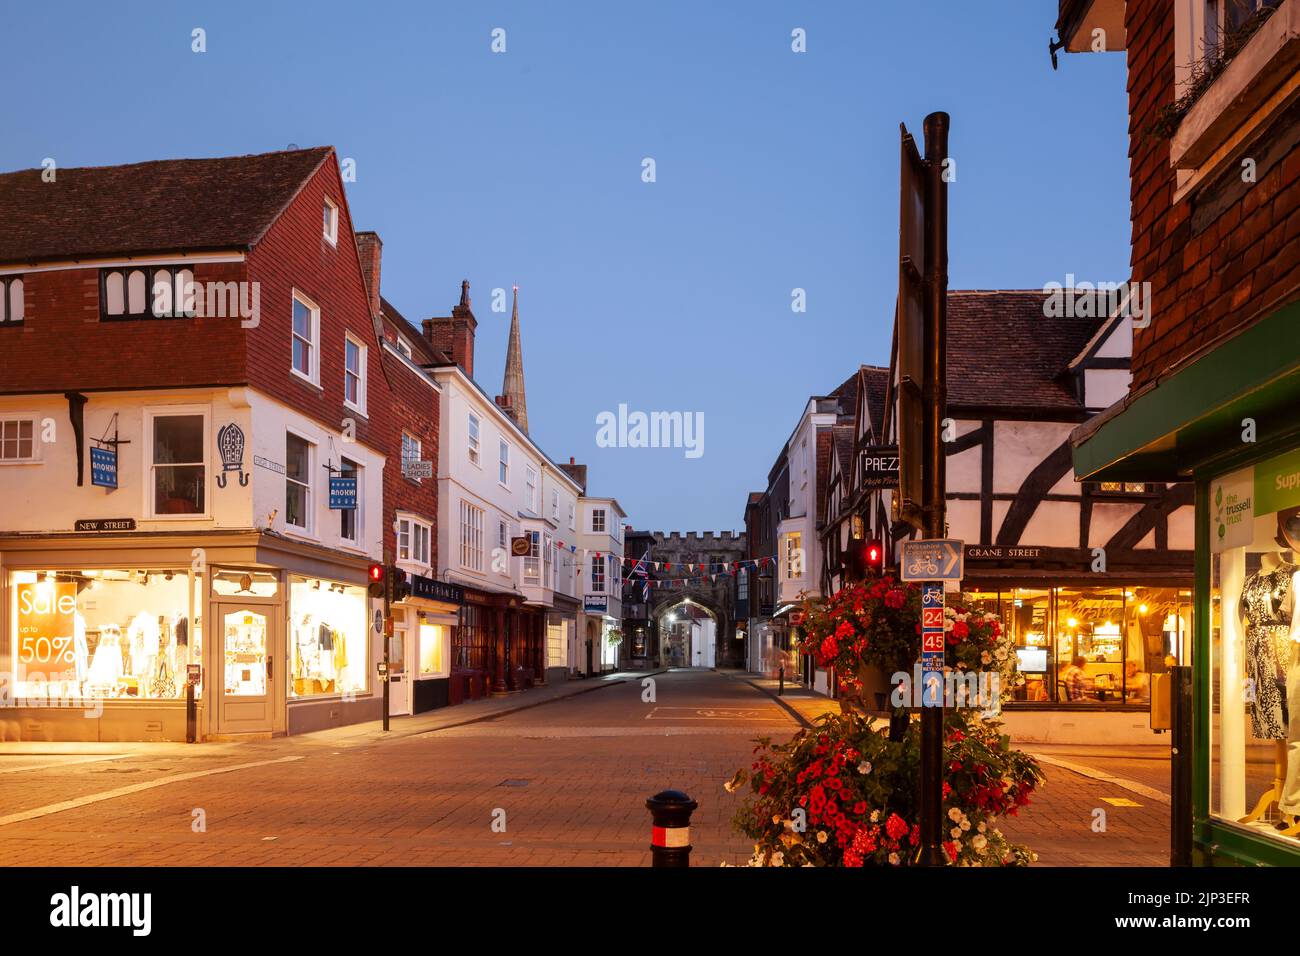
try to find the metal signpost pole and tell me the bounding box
[918,110,951,867]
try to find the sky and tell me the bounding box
[0,1,1131,534]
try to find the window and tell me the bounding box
[402,432,422,482]
[0,416,37,462]
[285,432,313,532]
[460,501,484,571]
[499,439,510,486]
[591,554,606,593]
[397,515,431,567]
[524,530,541,579]
[291,291,319,382]
[568,501,576,530]
[344,335,366,413]
[738,568,749,600]
[498,518,509,552]
[785,532,803,578]
[0,276,24,326]
[339,457,360,543]
[525,466,538,513]
[101,266,195,320]
[468,413,480,465]
[419,623,449,677]
[323,197,339,245]
[1095,481,1150,494]
[395,336,413,359]
[149,412,206,516]
[551,490,560,521]
[592,509,606,533]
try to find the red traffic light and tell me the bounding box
[367,563,385,598]
[865,540,884,573]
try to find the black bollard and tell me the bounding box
[778,664,784,697]
[646,789,697,867]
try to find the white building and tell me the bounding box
[575,495,626,674]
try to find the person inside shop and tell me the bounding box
[1124,659,1149,702]
[1061,655,1090,702]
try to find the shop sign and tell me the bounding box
[900,539,963,582]
[410,574,465,606]
[965,546,1042,561]
[584,594,608,613]
[1253,449,1300,517]
[860,445,900,490]
[510,536,531,557]
[15,581,78,682]
[90,445,118,489]
[328,475,357,510]
[1213,465,1255,553]
[74,518,136,532]
[402,459,433,480]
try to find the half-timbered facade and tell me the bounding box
[865,290,1194,708]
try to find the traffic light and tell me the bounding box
[367,562,385,599]
[864,539,884,576]
[391,566,411,602]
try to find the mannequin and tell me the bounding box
[1275,507,1300,832]
[1238,547,1293,826]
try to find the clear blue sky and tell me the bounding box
[1,1,1130,534]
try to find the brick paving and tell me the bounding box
[0,669,1168,866]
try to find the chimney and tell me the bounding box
[354,231,382,319]
[558,458,588,493]
[423,280,477,378]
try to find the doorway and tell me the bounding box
[388,624,411,717]
[214,603,283,735]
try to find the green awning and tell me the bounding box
[1071,299,1300,482]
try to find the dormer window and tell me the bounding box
[101,266,195,320]
[323,197,339,245]
[0,276,23,327]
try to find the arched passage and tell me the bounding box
[653,594,723,668]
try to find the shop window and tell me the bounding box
[211,569,278,597]
[0,276,24,326]
[8,569,198,702]
[285,432,313,532]
[1056,587,1127,702]
[288,576,367,698]
[455,604,488,670]
[0,416,38,462]
[1209,456,1300,846]
[149,411,206,516]
[1005,588,1052,702]
[419,622,449,677]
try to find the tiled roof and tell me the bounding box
[947,290,1104,411]
[380,295,442,364]
[0,147,332,265]
[832,423,855,475]
[859,365,889,436]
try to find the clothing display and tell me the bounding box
[1241,563,1295,740]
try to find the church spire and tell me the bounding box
[501,284,529,432]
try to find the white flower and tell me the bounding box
[980,650,992,665]
[977,822,986,833]
[870,810,880,823]
[950,827,962,838]
[724,778,740,793]
[770,850,785,867]
[857,761,872,775]
[972,834,987,850]
[960,820,971,831]
[888,852,900,865]
[994,648,1008,661]
[948,807,962,822]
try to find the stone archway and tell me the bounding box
[652,592,725,669]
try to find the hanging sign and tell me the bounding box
[403,459,433,480]
[328,475,358,510]
[90,445,118,489]
[510,536,532,557]
[860,445,900,491]
[14,581,78,683]
[1212,465,1254,553]
[584,595,609,614]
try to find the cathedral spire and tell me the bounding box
[501,284,529,432]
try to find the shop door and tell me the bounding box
[388,627,411,717]
[215,604,281,735]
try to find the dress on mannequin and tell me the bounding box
[1241,559,1293,740]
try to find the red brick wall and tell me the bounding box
[0,260,247,393]
[1125,0,1300,388]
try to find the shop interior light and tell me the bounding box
[1139,604,1149,615]
[1067,618,1078,628]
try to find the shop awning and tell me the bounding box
[772,603,798,619]
[1071,300,1300,482]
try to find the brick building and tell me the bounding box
[1056,0,1300,865]
[0,147,447,740]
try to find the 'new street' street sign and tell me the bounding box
[900,538,964,582]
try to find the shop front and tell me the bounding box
[1,531,380,741]
[390,575,463,716]
[450,587,541,697]
[1071,300,1300,866]
[958,548,1192,709]
[547,594,579,684]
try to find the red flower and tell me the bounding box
[943,841,958,863]
[885,813,909,841]
[884,588,906,609]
